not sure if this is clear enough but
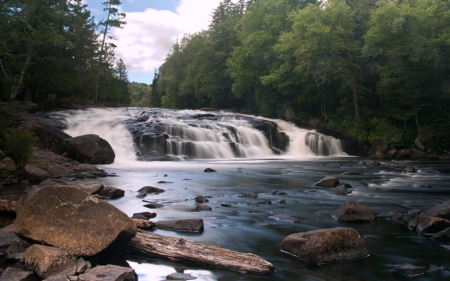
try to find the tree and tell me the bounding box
[94,0,126,104]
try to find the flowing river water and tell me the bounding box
[46,108,450,280]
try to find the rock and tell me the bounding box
[132,219,155,229]
[411,182,432,188]
[166,272,197,280]
[395,149,413,158]
[306,118,321,128]
[395,264,429,277]
[144,203,164,209]
[0,267,39,281]
[423,200,450,219]
[24,117,71,154]
[276,199,286,204]
[38,179,65,187]
[420,168,439,174]
[272,191,286,195]
[249,209,263,213]
[239,192,258,198]
[137,186,165,194]
[1,189,24,200]
[195,196,209,203]
[139,133,168,157]
[0,157,17,173]
[343,171,361,175]
[24,244,76,279]
[221,203,231,207]
[369,151,385,159]
[411,149,428,158]
[195,204,212,211]
[0,199,16,214]
[332,202,377,222]
[97,186,125,199]
[280,228,368,264]
[76,257,90,274]
[284,107,295,121]
[0,224,18,249]
[204,168,216,172]
[408,215,450,233]
[314,176,340,187]
[6,238,31,260]
[431,227,450,241]
[60,134,115,164]
[258,200,271,205]
[68,182,104,194]
[24,164,49,183]
[78,265,136,281]
[270,215,299,223]
[155,219,204,233]
[43,276,69,281]
[402,166,416,173]
[389,212,403,222]
[131,212,156,219]
[13,185,137,256]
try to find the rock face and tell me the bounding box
[24,244,76,279]
[60,134,115,164]
[77,265,136,281]
[332,202,377,222]
[24,164,49,183]
[13,185,137,256]
[280,228,368,264]
[155,219,204,233]
[314,176,340,187]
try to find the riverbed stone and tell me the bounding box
[13,185,137,256]
[239,192,258,198]
[314,176,340,187]
[144,203,164,209]
[77,265,136,281]
[131,212,157,219]
[408,215,450,234]
[395,264,429,277]
[280,228,369,264]
[132,219,155,229]
[0,267,39,281]
[195,204,212,211]
[138,186,165,194]
[204,168,216,172]
[24,244,76,279]
[332,202,377,222]
[0,199,16,214]
[6,238,31,260]
[155,218,204,233]
[195,196,209,203]
[431,227,450,241]
[24,164,49,183]
[166,272,197,280]
[97,186,125,199]
[60,134,115,164]
[423,200,450,219]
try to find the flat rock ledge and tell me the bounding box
[280,228,369,264]
[126,230,278,275]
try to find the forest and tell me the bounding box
[1,0,450,152]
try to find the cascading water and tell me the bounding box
[52,108,347,161]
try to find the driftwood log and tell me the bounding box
[126,230,278,275]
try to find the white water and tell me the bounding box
[53,108,347,162]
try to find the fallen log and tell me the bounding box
[126,230,278,275]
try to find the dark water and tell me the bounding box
[94,157,450,281]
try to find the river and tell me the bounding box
[54,108,450,280]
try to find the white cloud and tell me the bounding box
[112,0,223,74]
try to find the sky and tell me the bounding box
[84,0,225,84]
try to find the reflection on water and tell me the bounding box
[128,261,219,281]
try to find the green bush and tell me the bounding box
[2,127,35,168]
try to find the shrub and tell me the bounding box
[2,127,35,168]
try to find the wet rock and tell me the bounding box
[0,267,39,281]
[76,257,91,275]
[97,186,125,199]
[195,204,212,211]
[6,238,31,260]
[281,228,368,264]
[272,191,286,195]
[334,185,350,193]
[411,182,432,188]
[411,149,428,158]
[204,168,216,172]
[239,192,258,198]
[0,157,17,173]
[402,167,416,173]
[24,244,76,279]
[395,264,429,277]
[0,199,16,214]
[144,203,164,209]
[431,227,450,241]
[60,134,115,164]
[138,186,165,194]
[408,215,450,234]
[369,151,385,159]
[38,179,65,187]
[423,200,450,219]
[358,160,380,166]
[157,181,172,184]
[78,265,136,281]
[270,215,299,223]
[258,200,272,205]
[314,176,340,187]
[13,185,137,256]
[0,224,18,249]
[332,202,377,222]
[221,203,231,207]
[132,219,155,229]
[276,199,286,204]
[155,219,204,233]
[389,212,404,222]
[166,272,197,280]
[343,171,361,175]
[24,164,49,183]
[195,196,209,203]
[131,212,157,220]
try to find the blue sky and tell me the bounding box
[83,0,224,84]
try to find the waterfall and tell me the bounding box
[53,108,347,161]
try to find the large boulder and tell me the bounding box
[78,265,136,281]
[13,185,137,256]
[24,164,49,183]
[423,200,450,219]
[332,202,377,222]
[24,244,76,279]
[26,119,71,153]
[280,228,368,264]
[60,134,115,164]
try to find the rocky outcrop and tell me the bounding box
[60,134,115,164]
[155,219,204,233]
[24,244,76,279]
[332,202,377,222]
[13,185,137,256]
[281,228,368,264]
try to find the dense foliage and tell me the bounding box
[154,0,450,151]
[0,0,130,106]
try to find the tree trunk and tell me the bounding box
[126,231,278,275]
[352,86,360,120]
[415,112,421,133]
[10,45,34,99]
[94,4,112,104]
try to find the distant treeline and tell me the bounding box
[0,0,130,107]
[152,0,450,150]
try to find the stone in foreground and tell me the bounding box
[281,228,368,264]
[155,219,204,233]
[332,202,377,222]
[24,244,76,279]
[395,264,429,277]
[13,185,137,256]
[77,265,136,281]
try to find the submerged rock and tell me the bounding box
[155,219,204,233]
[280,228,368,264]
[239,192,258,198]
[332,202,377,222]
[411,182,432,188]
